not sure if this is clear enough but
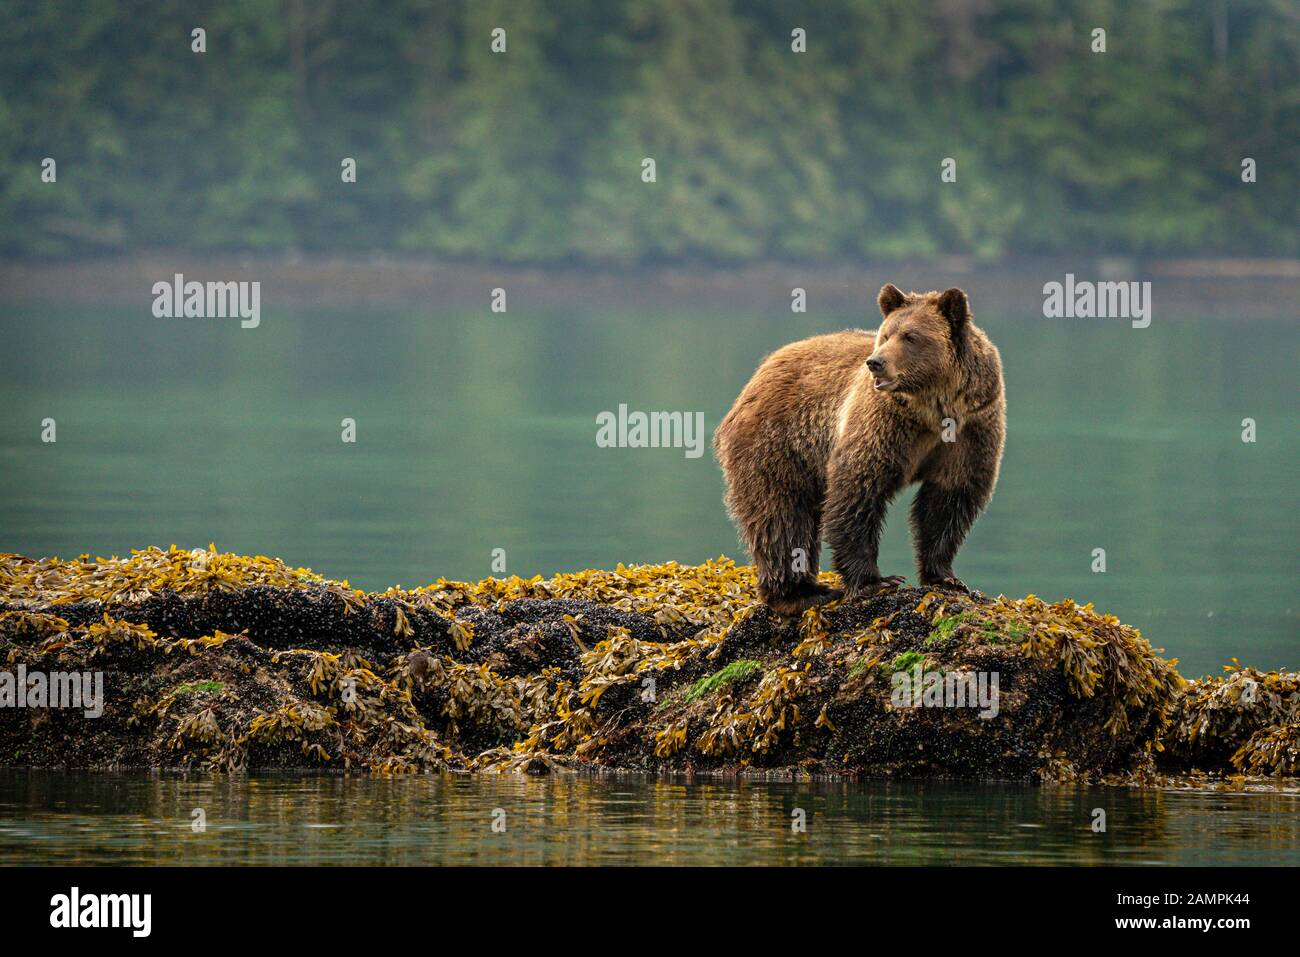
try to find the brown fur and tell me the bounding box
[714,284,1006,617]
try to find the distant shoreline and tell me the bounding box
[2,255,1297,318]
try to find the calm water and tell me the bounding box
[0,300,1294,677]
[0,296,1296,866]
[0,771,1296,866]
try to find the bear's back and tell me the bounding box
[715,329,875,469]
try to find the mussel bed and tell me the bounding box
[0,547,1295,783]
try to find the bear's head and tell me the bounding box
[865,284,971,394]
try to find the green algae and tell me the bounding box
[172,680,225,696]
[685,660,762,702]
[928,612,973,643]
[884,650,927,673]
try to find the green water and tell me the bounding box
[0,298,1296,866]
[0,771,1296,866]
[1,302,1294,677]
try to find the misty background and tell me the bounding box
[2,0,1296,263]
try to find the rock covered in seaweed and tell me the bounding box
[0,546,1291,782]
[1160,663,1300,776]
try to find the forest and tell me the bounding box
[1,0,1295,263]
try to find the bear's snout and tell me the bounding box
[865,355,886,374]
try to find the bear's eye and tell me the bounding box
[902,332,917,343]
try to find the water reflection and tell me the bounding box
[1,771,1296,866]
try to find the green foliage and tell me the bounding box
[929,612,974,643]
[173,680,225,696]
[884,650,926,674]
[1,0,1295,261]
[978,620,1029,644]
[685,659,762,702]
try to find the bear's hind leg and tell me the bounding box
[730,472,839,618]
[763,572,842,619]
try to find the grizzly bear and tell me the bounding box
[713,284,1005,617]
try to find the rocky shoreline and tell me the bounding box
[4,256,1299,319]
[1,547,1295,784]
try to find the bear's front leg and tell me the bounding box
[823,455,907,595]
[910,419,1000,591]
[909,481,991,592]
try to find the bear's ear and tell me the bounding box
[941,286,972,327]
[878,283,906,317]
[937,287,970,354]
[938,287,969,324]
